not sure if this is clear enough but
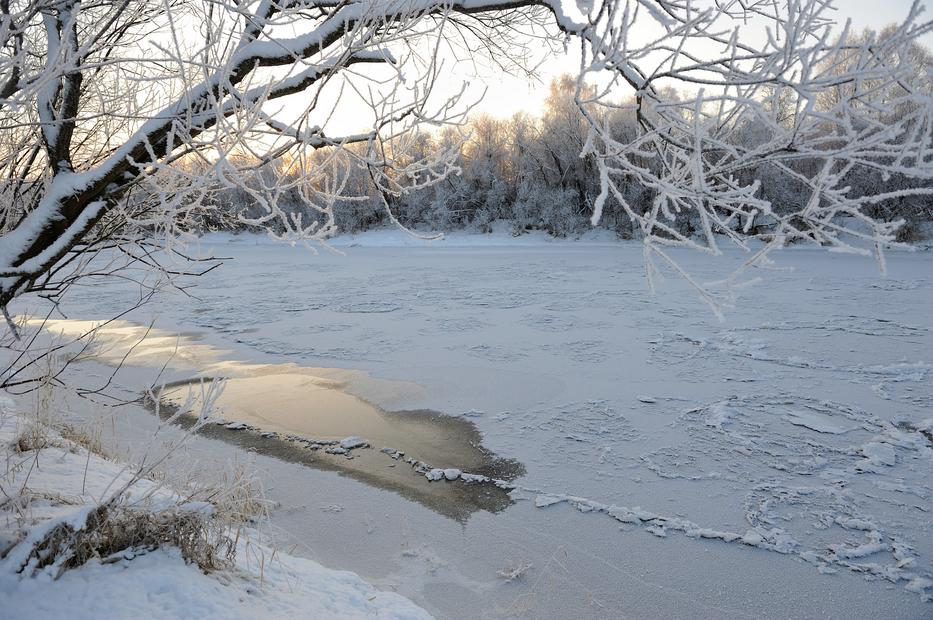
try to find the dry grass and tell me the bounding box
[19,503,235,578]
[11,419,107,458]
[198,464,271,526]
[11,423,49,453]
[3,371,269,582]
[56,422,108,459]
[5,425,270,579]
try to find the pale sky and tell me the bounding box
[276,0,933,139]
[464,0,933,120]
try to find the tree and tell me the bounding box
[580,4,933,310]
[1,0,932,320]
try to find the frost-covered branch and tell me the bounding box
[572,0,933,311]
[0,0,579,308]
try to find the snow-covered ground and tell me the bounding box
[0,397,432,619]
[7,228,933,619]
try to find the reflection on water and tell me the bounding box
[30,318,523,521]
[157,376,521,520]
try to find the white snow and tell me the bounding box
[0,409,431,620]
[2,546,431,620]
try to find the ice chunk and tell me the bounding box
[830,531,886,559]
[906,577,933,601]
[705,402,739,429]
[534,494,567,508]
[783,410,850,434]
[460,473,490,484]
[862,442,897,467]
[340,436,368,450]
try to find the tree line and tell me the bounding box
[202,27,933,243]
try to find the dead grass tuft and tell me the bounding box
[56,422,108,458]
[11,424,49,453]
[19,503,235,578]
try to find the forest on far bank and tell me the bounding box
[194,62,933,243]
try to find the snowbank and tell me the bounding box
[0,400,431,620]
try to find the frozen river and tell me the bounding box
[21,231,933,619]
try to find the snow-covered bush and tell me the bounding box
[512,184,587,237]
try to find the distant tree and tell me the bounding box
[1,0,932,321]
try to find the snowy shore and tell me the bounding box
[0,397,431,620]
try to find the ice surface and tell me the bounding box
[783,409,852,434]
[11,230,933,618]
